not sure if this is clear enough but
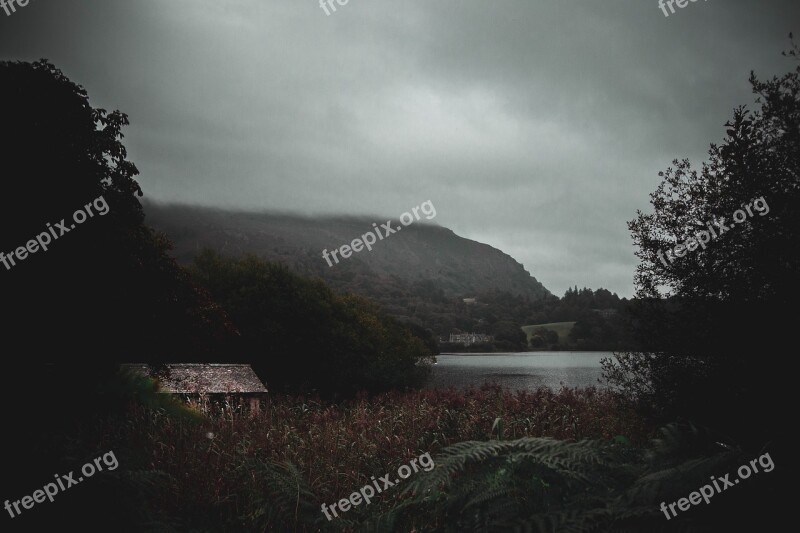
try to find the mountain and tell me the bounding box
[143,202,551,318]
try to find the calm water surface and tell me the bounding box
[427,352,612,391]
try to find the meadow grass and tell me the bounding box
[93,384,649,530]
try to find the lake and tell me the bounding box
[426,352,612,391]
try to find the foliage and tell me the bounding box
[235,458,321,532]
[191,250,434,396]
[489,320,529,351]
[522,288,638,352]
[629,38,800,303]
[0,59,238,365]
[20,387,789,532]
[72,385,645,531]
[0,61,238,532]
[373,422,782,532]
[528,327,559,349]
[604,37,800,441]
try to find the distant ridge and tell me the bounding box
[144,202,551,303]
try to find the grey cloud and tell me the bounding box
[1,0,797,297]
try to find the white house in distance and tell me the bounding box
[449,332,493,346]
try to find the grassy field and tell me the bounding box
[521,321,576,346]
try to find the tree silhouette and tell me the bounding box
[605,37,800,445]
[0,59,236,365]
[191,250,434,397]
[0,61,239,498]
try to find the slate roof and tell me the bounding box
[122,363,267,394]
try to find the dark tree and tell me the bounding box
[604,38,800,445]
[490,320,527,351]
[191,250,434,397]
[529,327,558,349]
[0,60,236,365]
[0,61,239,511]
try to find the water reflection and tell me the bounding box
[427,352,611,391]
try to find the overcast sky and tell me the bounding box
[1,0,797,297]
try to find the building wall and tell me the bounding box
[448,332,493,346]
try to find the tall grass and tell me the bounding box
[96,385,648,530]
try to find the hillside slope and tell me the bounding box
[145,203,551,305]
